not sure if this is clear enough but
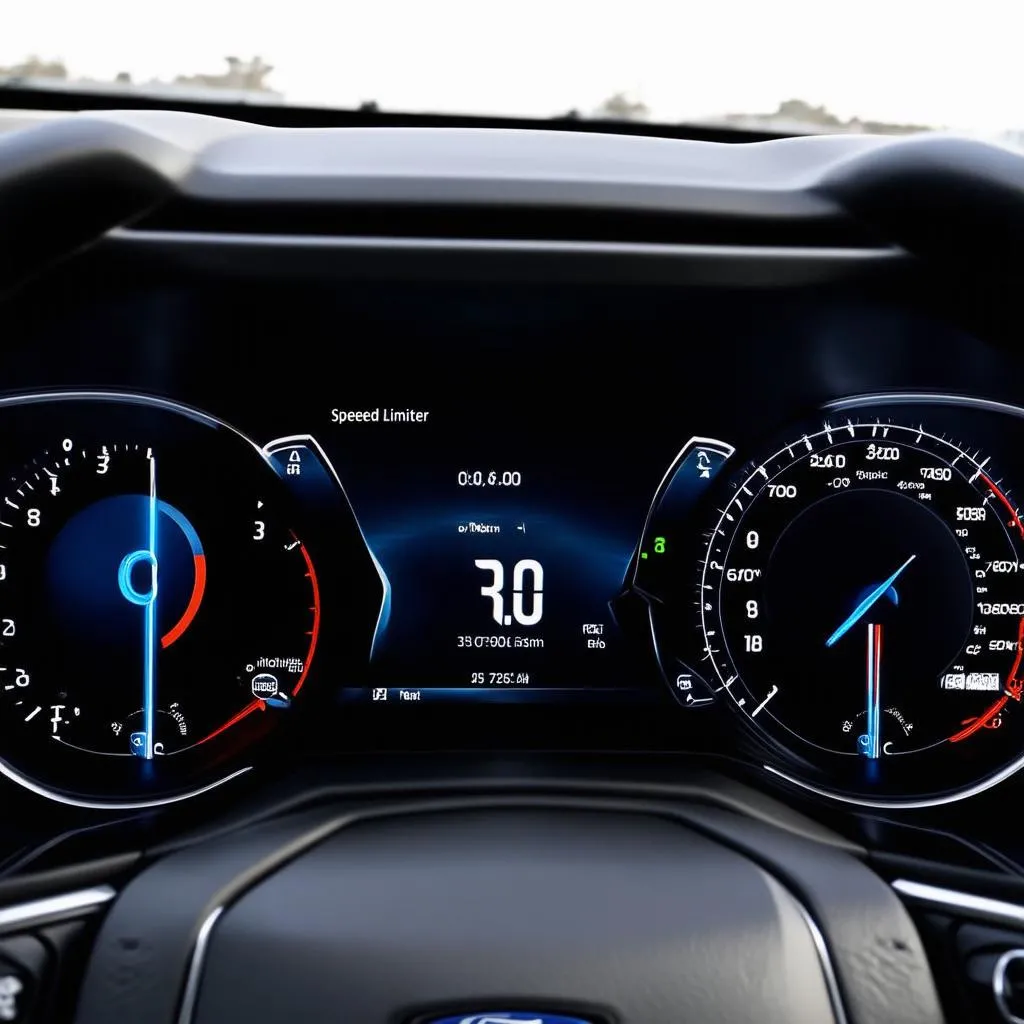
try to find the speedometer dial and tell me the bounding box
[699,416,1024,801]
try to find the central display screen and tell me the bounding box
[330,398,652,706]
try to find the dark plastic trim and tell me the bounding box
[0,88,786,141]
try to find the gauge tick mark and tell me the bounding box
[751,685,778,717]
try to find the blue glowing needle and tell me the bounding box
[825,554,916,649]
[117,454,160,759]
[143,454,158,760]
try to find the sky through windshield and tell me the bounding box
[4,1,1022,139]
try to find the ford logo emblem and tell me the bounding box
[428,1015,594,1024]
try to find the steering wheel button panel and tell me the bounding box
[0,935,48,1024]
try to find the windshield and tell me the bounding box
[4,0,1021,142]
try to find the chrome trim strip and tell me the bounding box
[791,899,850,1024]
[827,392,1024,420]
[176,906,224,1024]
[0,759,252,810]
[0,885,116,932]
[765,752,1024,809]
[892,879,1024,927]
[108,228,904,262]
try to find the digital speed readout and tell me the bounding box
[474,558,544,626]
[357,460,631,704]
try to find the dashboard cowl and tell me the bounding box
[1,111,1024,293]
[819,133,1024,267]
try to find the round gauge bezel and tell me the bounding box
[0,390,326,808]
[673,394,1024,808]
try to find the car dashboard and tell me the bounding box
[3,111,1024,1023]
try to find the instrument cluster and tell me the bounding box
[5,273,1024,816]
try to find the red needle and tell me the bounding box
[865,622,882,758]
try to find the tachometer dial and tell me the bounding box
[698,417,1024,801]
[0,394,337,805]
[0,438,318,755]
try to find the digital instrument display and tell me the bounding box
[341,423,644,707]
[10,272,1024,808]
